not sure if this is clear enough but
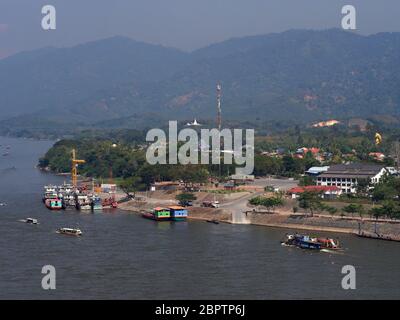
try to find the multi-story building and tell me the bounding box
[316,163,388,194]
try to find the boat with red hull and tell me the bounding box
[45,198,63,210]
[102,197,118,209]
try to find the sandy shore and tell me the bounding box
[118,199,354,232]
[116,194,400,239]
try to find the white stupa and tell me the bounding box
[186,118,202,126]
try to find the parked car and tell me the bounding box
[179,200,193,207]
[202,201,219,208]
[212,201,220,208]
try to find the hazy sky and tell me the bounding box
[1,0,400,58]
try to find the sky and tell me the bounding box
[1,0,400,58]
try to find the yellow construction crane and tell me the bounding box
[71,149,86,187]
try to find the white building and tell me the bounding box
[305,166,330,176]
[316,164,388,194]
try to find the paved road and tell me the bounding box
[219,190,264,223]
[220,178,298,221]
[250,177,298,191]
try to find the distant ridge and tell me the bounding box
[1,29,400,132]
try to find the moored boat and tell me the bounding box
[45,198,63,210]
[153,207,171,221]
[102,197,118,209]
[142,207,171,221]
[169,206,188,221]
[90,195,102,211]
[76,194,91,211]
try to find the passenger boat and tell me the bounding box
[62,194,76,208]
[76,195,92,210]
[42,192,58,203]
[57,183,73,195]
[56,228,82,236]
[169,206,188,221]
[281,234,341,251]
[45,198,63,210]
[44,185,57,194]
[43,185,58,203]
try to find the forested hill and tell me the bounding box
[1,29,400,134]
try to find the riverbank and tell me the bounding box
[117,196,400,241]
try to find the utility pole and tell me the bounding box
[216,83,222,131]
[216,83,222,178]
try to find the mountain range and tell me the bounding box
[1,29,400,134]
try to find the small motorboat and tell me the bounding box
[56,228,82,236]
[0,202,6,207]
[206,219,219,224]
[19,218,39,224]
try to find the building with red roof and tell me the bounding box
[288,185,342,199]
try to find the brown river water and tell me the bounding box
[0,136,399,299]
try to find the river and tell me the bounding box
[0,136,399,299]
